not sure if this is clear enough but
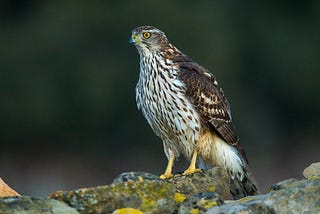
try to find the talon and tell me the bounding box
[160,173,173,179]
[183,168,202,176]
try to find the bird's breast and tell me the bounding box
[136,56,202,157]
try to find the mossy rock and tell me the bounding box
[0,196,78,214]
[178,191,223,214]
[114,167,232,200]
[207,177,320,214]
[49,180,175,214]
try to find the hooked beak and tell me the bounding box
[129,33,138,45]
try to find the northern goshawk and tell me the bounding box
[129,26,259,199]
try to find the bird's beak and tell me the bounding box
[129,33,138,45]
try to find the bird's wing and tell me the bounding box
[174,55,239,147]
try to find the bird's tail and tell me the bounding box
[199,158,259,199]
[228,164,260,199]
[199,159,260,200]
[197,134,260,199]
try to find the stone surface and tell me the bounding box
[1,163,320,213]
[112,207,144,214]
[0,196,78,214]
[0,178,20,197]
[168,167,231,200]
[114,167,231,213]
[207,177,320,214]
[178,191,224,214]
[113,171,161,183]
[303,162,320,179]
[49,180,175,214]
[114,167,232,200]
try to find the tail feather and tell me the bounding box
[229,165,260,199]
[197,131,260,199]
[198,158,259,199]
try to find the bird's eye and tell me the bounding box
[143,32,151,39]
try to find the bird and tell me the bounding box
[129,25,259,199]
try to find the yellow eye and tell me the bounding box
[143,32,151,39]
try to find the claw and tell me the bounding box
[160,173,173,179]
[183,168,202,176]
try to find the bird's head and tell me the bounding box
[129,26,169,53]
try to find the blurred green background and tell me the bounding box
[1,1,319,197]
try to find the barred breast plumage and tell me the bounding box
[136,48,201,160]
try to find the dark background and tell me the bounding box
[1,1,319,197]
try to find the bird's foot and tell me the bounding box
[160,152,175,179]
[160,173,173,179]
[182,150,202,175]
[182,168,202,176]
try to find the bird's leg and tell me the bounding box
[160,153,174,179]
[183,150,202,175]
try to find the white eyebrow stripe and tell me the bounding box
[142,29,162,34]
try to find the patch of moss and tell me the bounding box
[112,207,144,214]
[197,199,218,209]
[207,186,215,192]
[189,208,200,214]
[108,181,173,211]
[307,176,320,180]
[50,180,175,213]
[174,192,186,203]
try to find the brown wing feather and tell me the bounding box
[174,55,247,161]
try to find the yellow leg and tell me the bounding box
[183,150,202,175]
[160,153,174,179]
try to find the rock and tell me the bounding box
[0,178,20,197]
[49,180,175,214]
[178,191,224,214]
[2,163,320,213]
[112,207,144,214]
[168,167,231,200]
[0,196,78,214]
[47,167,230,214]
[206,177,320,214]
[114,167,231,213]
[303,162,320,179]
[269,178,298,191]
[113,171,161,183]
[114,167,232,200]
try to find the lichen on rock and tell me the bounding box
[0,196,79,214]
[207,174,320,213]
[113,167,231,213]
[303,162,320,179]
[1,162,320,214]
[49,179,175,214]
[112,207,144,214]
[178,191,223,214]
[114,167,231,200]
[167,167,231,200]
